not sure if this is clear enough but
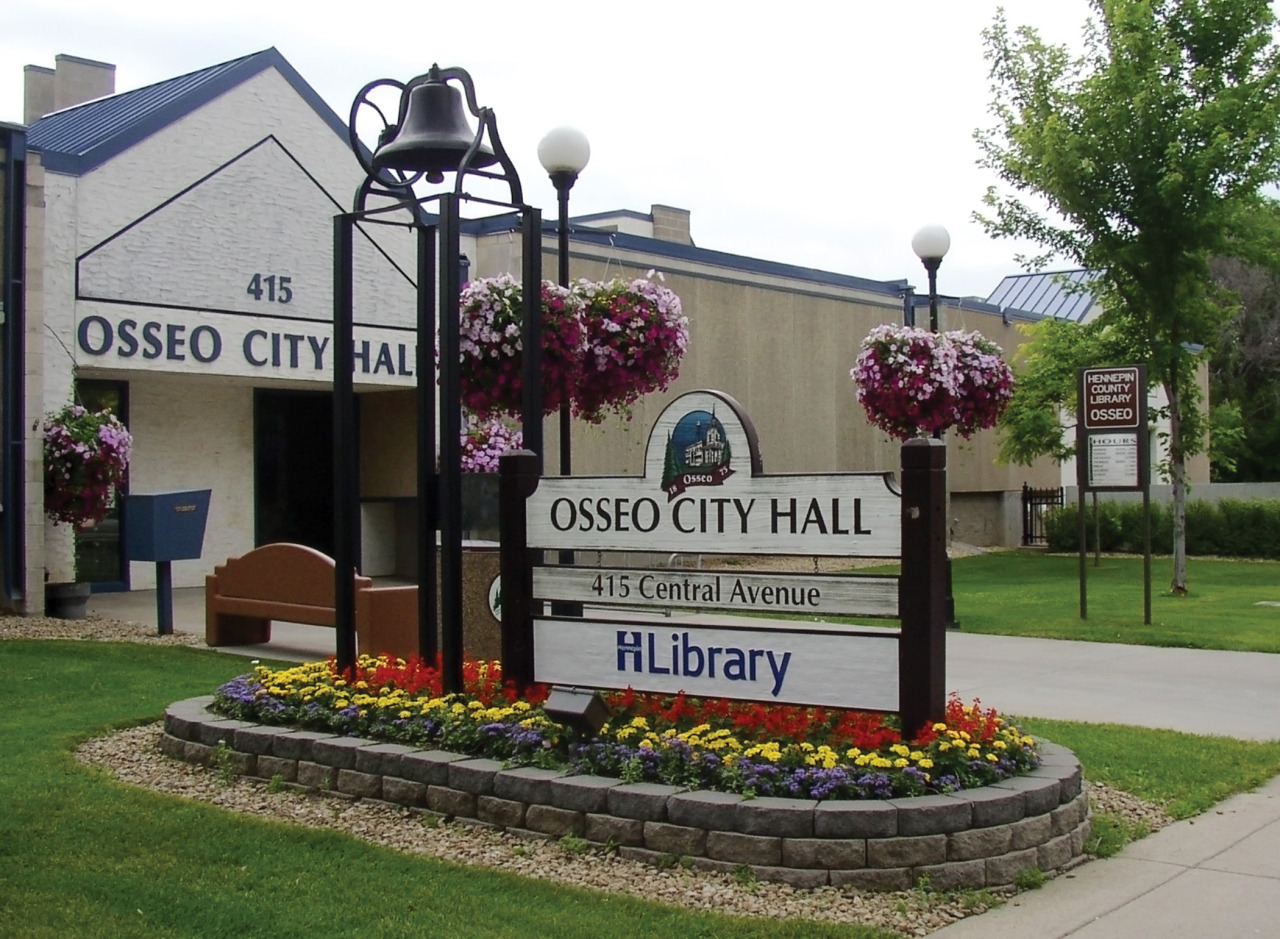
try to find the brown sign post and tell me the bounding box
[1076,366,1151,622]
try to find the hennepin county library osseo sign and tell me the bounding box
[517,390,907,712]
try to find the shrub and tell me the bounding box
[1044,498,1280,559]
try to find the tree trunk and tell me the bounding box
[1166,379,1189,594]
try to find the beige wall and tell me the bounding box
[471,235,1060,516]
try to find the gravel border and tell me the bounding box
[15,612,1175,935]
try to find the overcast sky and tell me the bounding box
[3,0,1097,298]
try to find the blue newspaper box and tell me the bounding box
[124,490,212,562]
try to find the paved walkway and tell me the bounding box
[89,587,1280,937]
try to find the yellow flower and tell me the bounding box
[986,753,999,763]
[893,758,909,769]
[918,759,934,769]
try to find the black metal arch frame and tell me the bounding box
[333,67,542,688]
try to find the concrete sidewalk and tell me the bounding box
[89,587,1280,937]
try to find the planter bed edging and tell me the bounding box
[163,697,1092,890]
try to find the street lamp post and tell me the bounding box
[537,126,590,478]
[538,126,590,617]
[911,224,958,629]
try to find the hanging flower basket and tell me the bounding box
[574,271,689,423]
[43,403,133,529]
[457,275,585,418]
[459,414,523,474]
[850,325,1014,442]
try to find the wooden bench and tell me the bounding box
[205,543,374,647]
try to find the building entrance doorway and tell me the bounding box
[254,390,335,556]
[75,379,129,591]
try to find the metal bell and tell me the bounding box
[372,75,497,181]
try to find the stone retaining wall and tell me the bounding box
[163,696,1092,890]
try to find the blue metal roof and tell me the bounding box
[26,48,348,175]
[985,269,1100,322]
[459,212,907,299]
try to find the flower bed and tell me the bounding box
[212,655,1038,801]
[165,692,1091,891]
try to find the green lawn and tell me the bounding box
[0,640,891,939]
[945,552,1280,652]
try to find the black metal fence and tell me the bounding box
[1021,484,1064,546]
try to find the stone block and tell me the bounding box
[607,783,683,822]
[381,777,427,807]
[866,834,946,868]
[1029,761,1083,803]
[337,768,382,799]
[427,785,477,818]
[548,774,620,813]
[1009,813,1052,850]
[749,865,829,889]
[584,813,645,846]
[963,786,1026,828]
[400,749,467,786]
[985,847,1039,885]
[782,837,866,870]
[735,797,816,838]
[617,846,664,867]
[296,760,335,790]
[477,795,527,829]
[643,821,707,857]
[198,718,254,747]
[948,824,1012,861]
[814,800,897,838]
[1038,833,1074,871]
[158,733,186,759]
[830,867,913,891]
[916,859,987,891]
[992,775,1061,817]
[311,736,370,770]
[494,766,566,805]
[163,696,216,741]
[1051,794,1087,837]
[890,794,971,836]
[272,730,337,762]
[234,725,294,756]
[1071,815,1094,857]
[667,790,744,830]
[354,743,416,776]
[258,755,298,783]
[525,805,585,838]
[447,758,505,796]
[183,740,213,766]
[222,749,256,777]
[705,831,782,866]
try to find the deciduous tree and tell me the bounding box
[976,0,1280,592]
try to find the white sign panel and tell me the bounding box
[74,304,417,387]
[534,566,899,619]
[526,390,901,557]
[534,618,900,710]
[1088,433,1140,488]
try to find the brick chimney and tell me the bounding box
[24,54,116,124]
[650,204,693,245]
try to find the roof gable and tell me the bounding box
[26,48,348,175]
